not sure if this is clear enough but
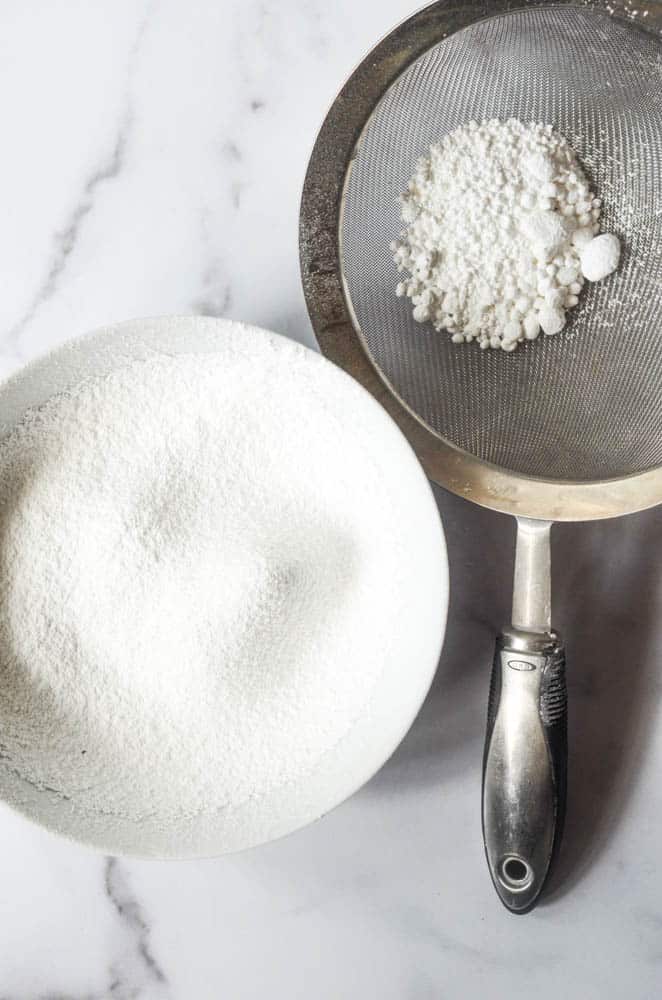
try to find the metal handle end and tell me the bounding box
[482,635,567,914]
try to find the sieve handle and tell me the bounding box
[482,633,567,914]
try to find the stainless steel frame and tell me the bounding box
[299,0,662,524]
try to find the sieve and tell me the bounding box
[300,0,662,912]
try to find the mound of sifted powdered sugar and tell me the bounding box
[0,331,440,832]
[392,119,621,351]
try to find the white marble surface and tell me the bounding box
[1,1,662,997]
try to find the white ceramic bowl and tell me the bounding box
[0,316,448,857]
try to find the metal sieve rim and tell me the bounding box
[299,0,662,522]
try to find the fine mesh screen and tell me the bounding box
[341,7,662,481]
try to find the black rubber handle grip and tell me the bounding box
[482,636,567,913]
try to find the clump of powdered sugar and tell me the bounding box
[392,118,621,351]
[0,327,441,841]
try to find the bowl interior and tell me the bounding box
[0,316,448,857]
